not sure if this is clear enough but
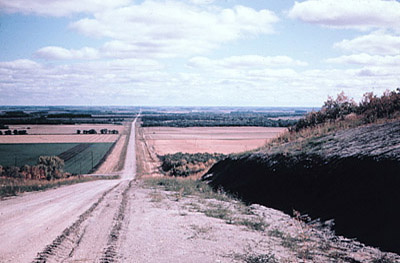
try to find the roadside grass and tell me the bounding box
[0,175,119,198]
[144,176,269,232]
[144,176,231,202]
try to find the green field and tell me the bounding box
[0,143,114,174]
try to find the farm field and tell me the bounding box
[0,134,119,144]
[5,124,126,134]
[141,126,287,154]
[0,143,114,174]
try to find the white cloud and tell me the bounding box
[326,53,400,66]
[0,0,130,16]
[189,0,215,5]
[0,59,40,70]
[70,1,279,58]
[288,0,400,31]
[1,57,399,106]
[35,46,100,60]
[334,31,400,55]
[187,55,308,69]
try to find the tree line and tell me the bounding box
[77,129,119,134]
[0,129,27,135]
[142,112,299,127]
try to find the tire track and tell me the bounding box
[32,183,120,263]
[101,180,133,263]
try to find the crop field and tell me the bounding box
[0,143,114,174]
[0,134,119,144]
[141,126,287,154]
[6,124,126,135]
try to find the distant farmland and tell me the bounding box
[0,143,114,174]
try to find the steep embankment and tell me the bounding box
[203,120,400,254]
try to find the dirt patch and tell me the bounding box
[95,135,127,174]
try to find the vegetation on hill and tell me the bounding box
[291,89,400,132]
[160,152,227,177]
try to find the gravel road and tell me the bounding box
[0,117,138,263]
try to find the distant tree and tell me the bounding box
[13,129,18,135]
[77,129,81,134]
[5,130,11,135]
[0,131,2,135]
[38,156,64,180]
[18,130,27,135]
[100,128,108,134]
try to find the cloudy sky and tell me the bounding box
[0,0,399,106]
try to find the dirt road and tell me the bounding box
[0,116,138,263]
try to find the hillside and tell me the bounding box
[203,120,400,254]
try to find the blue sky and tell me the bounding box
[0,0,399,106]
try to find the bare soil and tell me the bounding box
[141,126,286,154]
[95,134,127,174]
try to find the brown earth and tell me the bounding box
[141,126,286,154]
[94,123,130,174]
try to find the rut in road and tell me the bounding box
[101,180,132,263]
[32,181,132,263]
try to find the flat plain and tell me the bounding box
[141,126,287,154]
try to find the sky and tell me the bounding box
[0,0,399,107]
